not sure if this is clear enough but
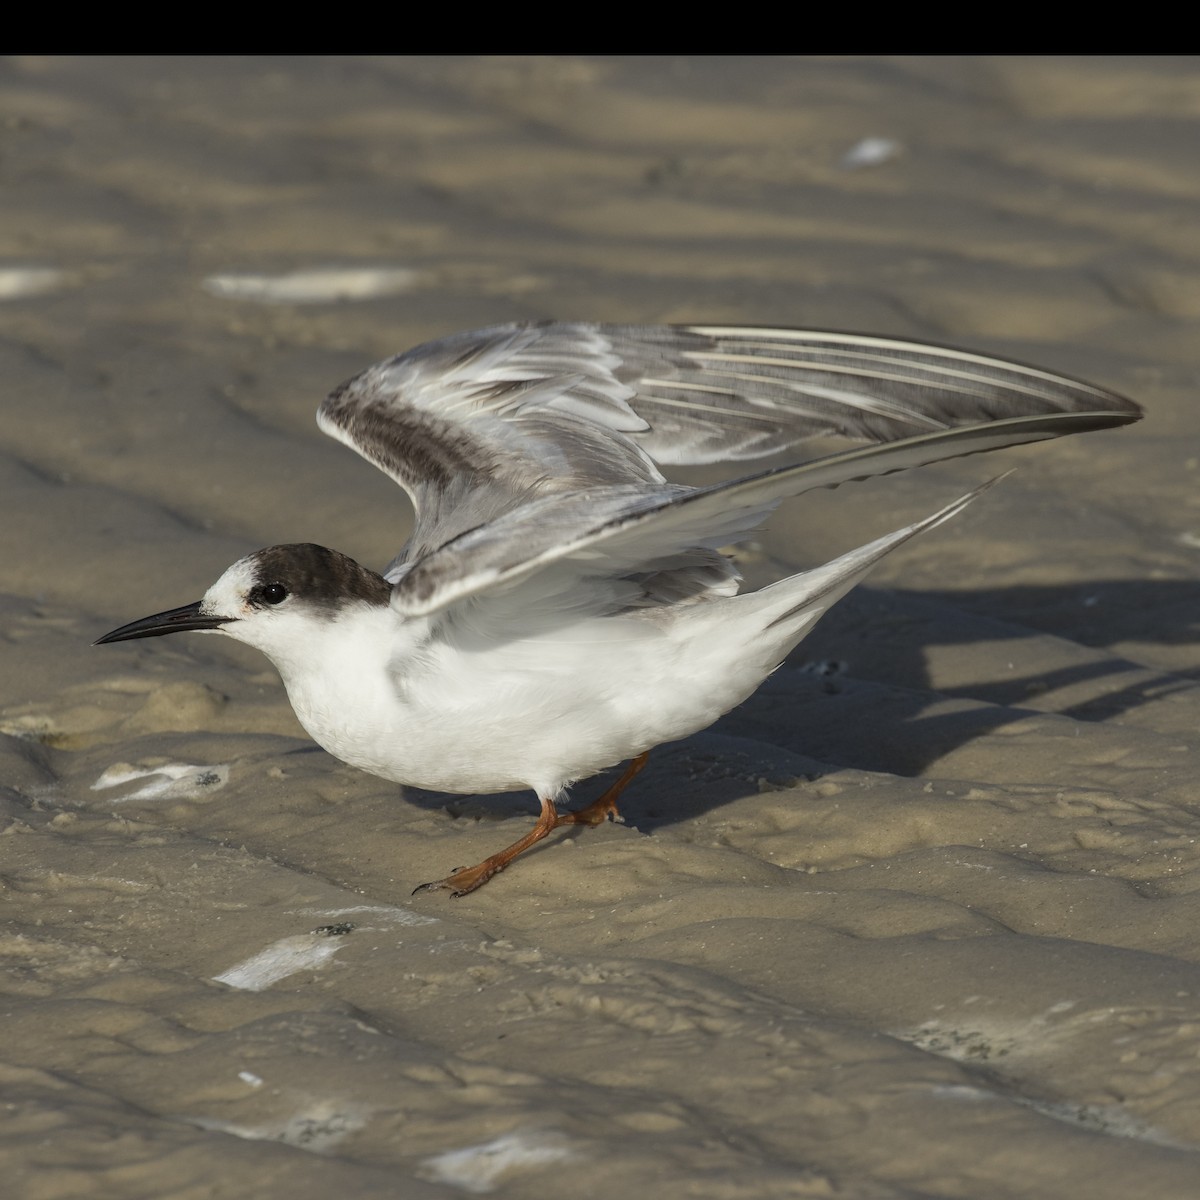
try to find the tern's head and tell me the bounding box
[95,544,392,661]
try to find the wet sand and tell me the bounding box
[3,56,1200,1198]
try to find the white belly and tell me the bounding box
[279,610,757,798]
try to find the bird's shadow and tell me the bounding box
[391,577,1200,834]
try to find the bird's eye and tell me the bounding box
[260,583,288,606]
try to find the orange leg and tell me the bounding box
[555,752,648,828]
[413,753,649,898]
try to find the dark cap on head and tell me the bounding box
[247,544,391,612]
[95,544,391,646]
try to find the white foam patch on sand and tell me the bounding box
[213,934,343,991]
[203,267,420,303]
[420,1131,577,1193]
[841,136,903,168]
[188,1098,368,1152]
[295,904,438,927]
[0,266,73,298]
[420,1132,573,1190]
[91,762,229,801]
[932,1084,998,1102]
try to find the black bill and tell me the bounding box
[94,601,231,645]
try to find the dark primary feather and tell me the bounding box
[619,324,1136,460]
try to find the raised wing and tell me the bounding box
[318,322,1140,560]
[390,411,1115,620]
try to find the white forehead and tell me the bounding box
[200,556,259,617]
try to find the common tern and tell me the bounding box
[97,323,1140,895]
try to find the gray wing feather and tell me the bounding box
[317,321,1140,569]
[634,325,1136,461]
[391,412,1102,618]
